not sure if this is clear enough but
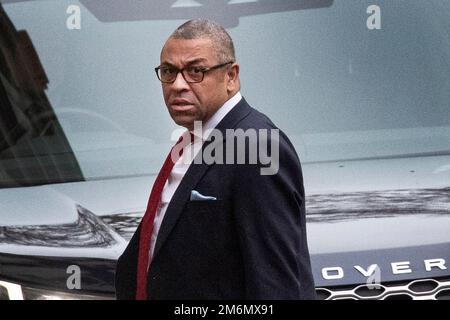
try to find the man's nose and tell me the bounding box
[171,71,190,91]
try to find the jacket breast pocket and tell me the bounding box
[182,200,227,249]
[185,199,223,214]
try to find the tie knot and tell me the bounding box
[175,131,195,146]
[171,131,195,163]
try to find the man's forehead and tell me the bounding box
[160,38,216,64]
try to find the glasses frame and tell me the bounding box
[155,61,234,83]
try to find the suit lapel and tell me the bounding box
[151,98,252,260]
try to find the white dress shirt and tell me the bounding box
[148,92,242,259]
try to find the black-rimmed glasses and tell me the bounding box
[155,61,234,83]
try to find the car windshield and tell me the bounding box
[1,0,449,188]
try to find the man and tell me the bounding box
[115,19,316,300]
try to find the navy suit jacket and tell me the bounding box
[115,98,316,299]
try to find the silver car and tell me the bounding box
[0,0,449,300]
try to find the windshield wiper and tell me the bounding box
[305,150,450,165]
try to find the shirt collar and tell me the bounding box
[191,91,242,141]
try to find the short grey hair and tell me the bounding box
[170,19,236,63]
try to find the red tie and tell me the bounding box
[135,132,193,300]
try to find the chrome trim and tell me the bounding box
[317,278,450,300]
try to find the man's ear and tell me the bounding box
[227,63,240,92]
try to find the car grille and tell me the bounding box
[316,277,450,300]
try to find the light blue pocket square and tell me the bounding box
[190,190,217,201]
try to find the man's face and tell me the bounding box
[159,37,234,130]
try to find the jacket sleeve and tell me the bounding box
[232,130,316,299]
[115,224,140,300]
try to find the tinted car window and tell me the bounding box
[2,0,449,185]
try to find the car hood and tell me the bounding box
[0,155,449,290]
[307,188,450,287]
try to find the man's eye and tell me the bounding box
[188,67,204,74]
[162,68,176,74]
